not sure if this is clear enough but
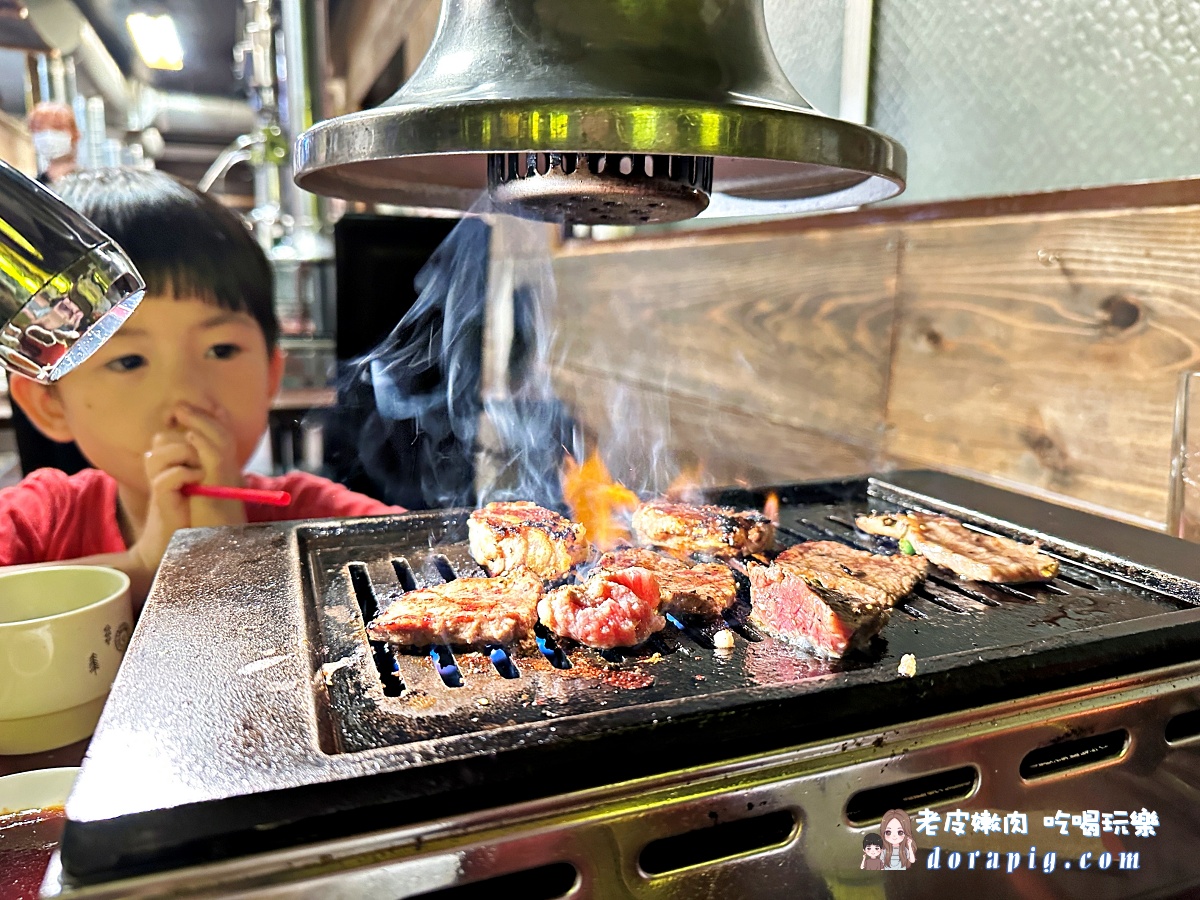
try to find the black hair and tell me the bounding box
[863,833,883,849]
[53,167,278,350]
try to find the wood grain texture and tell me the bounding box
[565,176,1200,243]
[547,200,1200,526]
[887,207,1200,525]
[552,367,880,491]
[332,0,439,106]
[550,227,902,451]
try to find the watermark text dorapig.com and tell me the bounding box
[915,807,1158,873]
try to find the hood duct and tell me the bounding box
[295,0,906,225]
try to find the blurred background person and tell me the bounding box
[28,100,79,184]
[12,100,90,475]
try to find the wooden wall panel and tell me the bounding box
[887,209,1200,526]
[551,228,901,460]
[333,0,440,106]
[544,196,1200,527]
[552,367,881,491]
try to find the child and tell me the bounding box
[0,168,403,608]
[861,832,884,870]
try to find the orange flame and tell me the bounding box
[562,451,639,551]
[763,491,780,525]
[664,460,707,504]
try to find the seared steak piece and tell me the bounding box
[774,542,928,607]
[632,500,774,558]
[855,512,1059,583]
[748,541,926,657]
[539,567,665,649]
[469,501,590,579]
[596,547,737,618]
[367,572,542,647]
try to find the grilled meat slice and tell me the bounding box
[774,541,928,607]
[748,541,926,657]
[367,572,542,647]
[469,501,590,579]
[596,547,737,618]
[855,512,1058,583]
[631,500,774,558]
[539,567,665,649]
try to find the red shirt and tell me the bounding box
[0,468,403,566]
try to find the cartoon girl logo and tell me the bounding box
[880,808,917,871]
[861,832,884,870]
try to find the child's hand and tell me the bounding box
[173,403,248,529]
[127,431,204,575]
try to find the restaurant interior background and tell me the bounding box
[5,3,1200,898]
[0,0,1197,530]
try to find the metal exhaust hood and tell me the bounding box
[295,0,906,225]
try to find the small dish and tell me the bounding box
[0,766,79,815]
[0,567,132,754]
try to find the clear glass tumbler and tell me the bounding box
[1168,371,1200,540]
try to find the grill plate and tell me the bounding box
[59,471,1200,885]
[311,480,1189,756]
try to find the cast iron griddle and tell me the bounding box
[59,471,1200,884]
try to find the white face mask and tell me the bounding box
[33,129,74,164]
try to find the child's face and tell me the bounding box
[865,844,882,858]
[46,294,281,494]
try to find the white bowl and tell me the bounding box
[0,766,79,815]
[0,567,132,754]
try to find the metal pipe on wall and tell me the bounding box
[132,84,257,138]
[279,0,332,252]
[73,18,125,116]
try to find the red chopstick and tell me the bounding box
[182,484,292,507]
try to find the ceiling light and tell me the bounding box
[126,12,183,71]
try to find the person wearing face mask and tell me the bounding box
[28,101,79,184]
[10,102,93,477]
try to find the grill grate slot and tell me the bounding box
[535,623,573,669]
[778,523,827,543]
[347,563,406,697]
[816,515,861,539]
[914,586,971,614]
[1053,567,1102,590]
[825,513,859,530]
[927,574,1003,607]
[666,613,717,650]
[799,517,865,547]
[1028,579,1070,596]
[392,558,418,591]
[993,583,1043,601]
[432,555,458,582]
[430,645,464,687]
[488,646,520,679]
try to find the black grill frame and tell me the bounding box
[60,470,1200,885]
